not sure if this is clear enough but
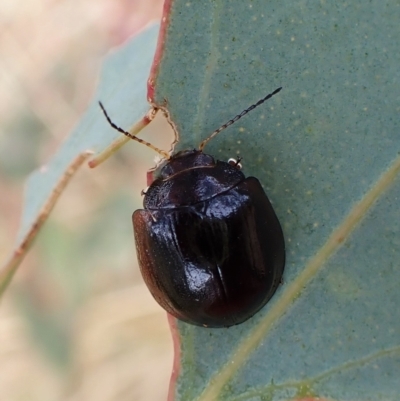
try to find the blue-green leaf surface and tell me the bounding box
[16,23,159,245]
[152,1,400,400]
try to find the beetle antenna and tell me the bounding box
[99,101,170,159]
[199,87,282,151]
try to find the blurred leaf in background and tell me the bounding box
[0,1,173,400]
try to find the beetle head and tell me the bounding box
[158,150,215,179]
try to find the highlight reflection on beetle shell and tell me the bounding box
[133,152,285,327]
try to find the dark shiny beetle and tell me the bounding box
[99,87,285,327]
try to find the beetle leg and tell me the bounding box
[148,211,157,222]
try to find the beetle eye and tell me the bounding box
[228,157,243,170]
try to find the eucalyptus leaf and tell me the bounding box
[19,23,160,243]
[152,1,400,400]
[1,24,160,295]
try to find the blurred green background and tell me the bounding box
[0,1,174,400]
